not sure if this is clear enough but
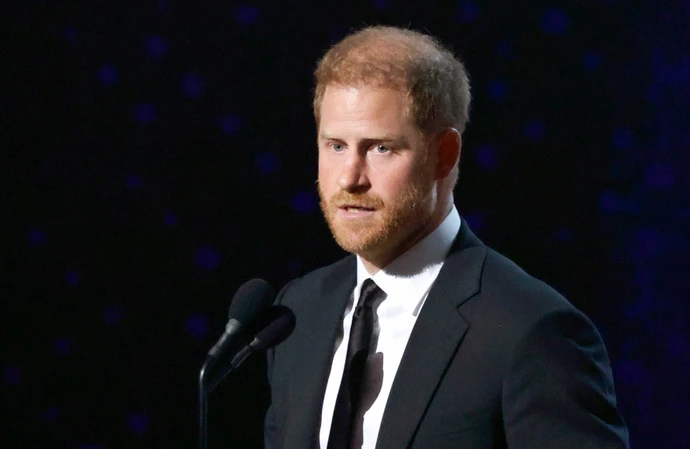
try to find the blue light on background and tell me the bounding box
[164,212,178,227]
[44,407,59,423]
[125,174,143,189]
[495,41,515,60]
[181,72,205,99]
[255,151,281,176]
[28,228,47,247]
[552,228,574,243]
[54,338,72,356]
[464,212,485,233]
[184,314,210,341]
[104,305,122,325]
[523,120,546,142]
[643,163,675,190]
[488,79,508,101]
[372,0,391,11]
[290,190,318,215]
[97,64,118,86]
[611,127,635,151]
[474,144,499,171]
[62,26,77,44]
[583,51,603,72]
[4,366,21,385]
[542,8,570,35]
[234,5,260,25]
[457,0,480,24]
[133,103,157,124]
[195,247,221,271]
[66,270,81,287]
[145,35,169,60]
[219,114,244,137]
[127,412,150,435]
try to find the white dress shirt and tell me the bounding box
[319,206,461,449]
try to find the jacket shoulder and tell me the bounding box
[454,246,604,380]
[456,245,593,350]
[480,247,580,317]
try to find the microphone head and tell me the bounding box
[251,305,296,352]
[228,278,276,325]
[206,279,276,360]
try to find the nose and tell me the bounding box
[337,152,370,193]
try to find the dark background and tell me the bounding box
[3,0,689,448]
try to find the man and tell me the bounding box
[264,26,629,449]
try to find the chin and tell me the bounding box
[334,235,380,255]
[332,227,395,259]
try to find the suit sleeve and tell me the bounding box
[502,309,630,448]
[264,279,297,449]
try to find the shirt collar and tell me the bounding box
[356,206,461,315]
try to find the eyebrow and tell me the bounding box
[318,134,409,147]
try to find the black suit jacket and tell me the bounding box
[264,219,630,448]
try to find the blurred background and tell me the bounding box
[3,0,689,447]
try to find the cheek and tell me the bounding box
[317,162,336,196]
[317,157,332,182]
[318,149,340,171]
[380,165,433,202]
[377,171,413,200]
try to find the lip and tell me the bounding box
[337,205,376,218]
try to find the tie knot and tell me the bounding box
[357,278,383,309]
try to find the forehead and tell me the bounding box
[318,85,416,135]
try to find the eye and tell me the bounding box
[373,144,390,154]
[331,143,345,152]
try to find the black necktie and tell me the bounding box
[327,279,385,449]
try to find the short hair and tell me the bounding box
[313,26,472,136]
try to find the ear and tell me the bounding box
[435,128,462,180]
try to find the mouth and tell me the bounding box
[335,204,378,218]
[338,205,376,213]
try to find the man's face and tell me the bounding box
[317,85,438,262]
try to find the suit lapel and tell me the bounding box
[282,256,356,449]
[375,220,486,449]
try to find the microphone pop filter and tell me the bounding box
[207,278,276,359]
[228,278,276,325]
[252,305,296,351]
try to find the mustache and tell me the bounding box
[327,191,385,209]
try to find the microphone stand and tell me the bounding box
[199,357,212,449]
[198,305,294,449]
[199,355,241,449]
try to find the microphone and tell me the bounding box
[206,278,275,360]
[199,278,275,449]
[229,305,296,370]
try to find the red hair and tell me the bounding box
[313,26,471,136]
